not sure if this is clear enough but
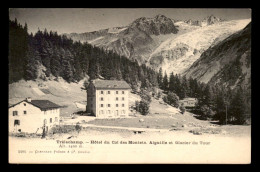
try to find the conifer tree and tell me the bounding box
[229,87,247,124]
[157,67,163,88]
[168,72,175,92]
[162,71,168,91]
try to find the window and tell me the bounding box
[108,104,111,107]
[107,110,110,114]
[122,97,125,101]
[101,97,104,101]
[116,97,118,101]
[91,104,93,108]
[116,91,118,94]
[99,110,104,115]
[24,103,26,106]
[44,119,47,124]
[116,104,118,107]
[101,104,103,107]
[23,111,27,115]
[13,111,18,116]
[91,97,93,101]
[122,91,125,94]
[122,104,125,107]
[107,91,110,94]
[55,117,58,122]
[101,91,104,94]
[122,110,125,114]
[50,118,52,123]
[14,120,20,126]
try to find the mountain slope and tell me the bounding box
[147,19,251,74]
[65,14,179,64]
[65,15,250,75]
[184,22,251,89]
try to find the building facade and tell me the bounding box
[86,80,131,118]
[179,97,198,108]
[9,98,61,133]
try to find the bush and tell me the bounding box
[134,89,152,116]
[75,123,82,133]
[140,89,152,103]
[49,125,76,134]
[163,92,179,108]
[192,105,215,120]
[135,100,150,116]
[135,101,150,115]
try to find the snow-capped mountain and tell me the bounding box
[147,18,251,75]
[64,15,251,76]
[184,22,251,90]
[184,15,223,26]
[129,14,178,35]
[64,14,179,64]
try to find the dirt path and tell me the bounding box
[81,123,170,132]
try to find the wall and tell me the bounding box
[43,108,60,131]
[9,101,60,134]
[96,89,129,118]
[180,99,197,107]
[86,83,96,115]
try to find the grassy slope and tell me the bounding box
[9,78,87,116]
[8,78,182,118]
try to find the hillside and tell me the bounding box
[9,78,181,117]
[65,15,250,75]
[8,19,159,91]
[184,22,251,90]
[9,78,87,116]
[64,14,179,64]
[148,19,251,74]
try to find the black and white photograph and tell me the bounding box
[8,8,251,164]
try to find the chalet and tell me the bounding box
[179,97,198,108]
[9,97,61,133]
[86,79,131,118]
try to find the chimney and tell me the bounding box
[26,97,31,102]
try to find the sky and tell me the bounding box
[9,8,251,34]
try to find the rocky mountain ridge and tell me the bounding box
[184,15,223,26]
[64,15,251,78]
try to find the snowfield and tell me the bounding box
[87,36,104,43]
[149,19,251,75]
[108,27,127,34]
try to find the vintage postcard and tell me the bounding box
[8,8,251,164]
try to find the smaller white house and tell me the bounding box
[9,97,61,134]
[179,97,198,108]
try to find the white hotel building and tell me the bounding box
[86,79,131,118]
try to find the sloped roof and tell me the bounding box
[29,100,61,110]
[9,99,61,110]
[180,97,198,102]
[91,79,131,89]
